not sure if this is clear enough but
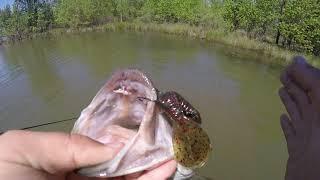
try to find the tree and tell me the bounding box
[111,0,130,22]
[143,0,202,24]
[279,0,320,53]
[0,5,12,35]
[36,3,54,32]
[255,0,278,37]
[275,0,286,44]
[0,0,319,56]
[54,0,111,27]
[8,3,29,38]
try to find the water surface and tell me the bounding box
[0,32,286,179]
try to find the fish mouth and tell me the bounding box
[73,69,157,143]
[72,69,174,177]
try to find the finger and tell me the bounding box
[286,56,320,110]
[139,160,177,180]
[283,78,310,116]
[280,67,290,86]
[287,56,318,91]
[0,130,123,174]
[279,87,302,133]
[280,114,295,150]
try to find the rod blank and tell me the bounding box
[0,117,78,135]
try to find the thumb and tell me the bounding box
[0,130,123,174]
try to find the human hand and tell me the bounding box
[0,130,176,180]
[279,56,320,180]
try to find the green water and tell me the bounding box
[0,32,287,179]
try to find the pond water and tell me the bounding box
[0,31,287,179]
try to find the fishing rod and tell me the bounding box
[0,117,78,135]
[1,95,164,135]
[0,96,153,135]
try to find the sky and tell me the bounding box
[0,0,14,9]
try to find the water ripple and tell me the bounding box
[0,66,23,88]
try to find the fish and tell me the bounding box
[72,69,212,179]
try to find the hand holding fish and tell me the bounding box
[0,130,176,180]
[0,69,209,180]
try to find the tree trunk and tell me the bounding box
[276,29,281,44]
[276,0,286,45]
[288,37,292,48]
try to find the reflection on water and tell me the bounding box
[0,32,286,179]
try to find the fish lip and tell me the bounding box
[105,68,157,99]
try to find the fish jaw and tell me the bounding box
[72,69,174,177]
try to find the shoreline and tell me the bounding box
[2,22,319,67]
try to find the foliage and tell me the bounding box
[0,0,319,57]
[279,0,320,55]
[0,4,28,38]
[110,0,130,22]
[0,5,12,35]
[254,0,279,36]
[0,0,53,38]
[54,0,112,27]
[222,0,320,55]
[142,0,203,24]
[197,2,228,29]
[35,3,54,32]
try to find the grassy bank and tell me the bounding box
[102,22,309,66]
[5,22,320,67]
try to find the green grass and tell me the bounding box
[88,22,320,67]
[6,21,320,67]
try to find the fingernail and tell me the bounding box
[293,56,306,65]
[286,77,292,85]
[284,80,295,94]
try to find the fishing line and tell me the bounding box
[0,117,78,135]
